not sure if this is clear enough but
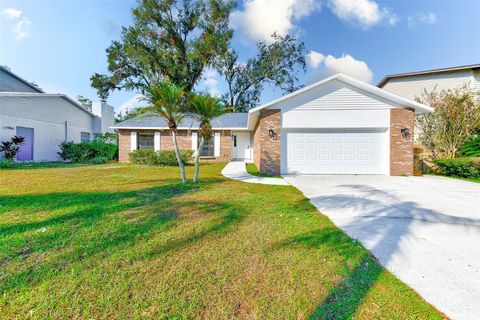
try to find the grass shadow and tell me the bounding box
[0,181,238,293]
[270,227,381,319]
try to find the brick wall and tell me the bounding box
[117,129,231,163]
[390,108,415,176]
[253,109,281,175]
[160,131,192,151]
[118,129,131,163]
[219,131,232,160]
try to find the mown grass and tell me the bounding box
[245,162,282,178]
[0,162,444,319]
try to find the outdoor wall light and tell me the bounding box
[401,128,410,138]
[268,129,275,138]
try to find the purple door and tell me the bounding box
[16,127,34,161]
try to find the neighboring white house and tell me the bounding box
[378,64,480,100]
[0,66,114,162]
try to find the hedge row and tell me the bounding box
[433,157,480,179]
[129,149,193,166]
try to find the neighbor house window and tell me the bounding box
[81,132,91,142]
[198,135,214,157]
[137,132,154,150]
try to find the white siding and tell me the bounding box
[0,114,92,161]
[0,96,94,161]
[92,101,115,134]
[276,79,392,129]
[474,71,480,94]
[0,70,40,93]
[382,70,475,101]
[0,96,93,129]
[154,132,161,151]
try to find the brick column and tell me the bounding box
[118,129,132,163]
[253,109,281,175]
[390,108,415,176]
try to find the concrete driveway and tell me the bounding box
[284,175,480,320]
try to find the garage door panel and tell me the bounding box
[284,129,388,174]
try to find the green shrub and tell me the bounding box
[89,156,108,164]
[0,159,15,169]
[129,149,193,166]
[129,150,158,165]
[433,158,479,178]
[158,150,193,166]
[460,135,480,157]
[58,140,118,163]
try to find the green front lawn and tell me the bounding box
[0,163,442,319]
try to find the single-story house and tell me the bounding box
[0,66,115,162]
[113,73,433,176]
[378,64,480,100]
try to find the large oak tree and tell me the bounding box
[92,0,306,111]
[91,0,234,101]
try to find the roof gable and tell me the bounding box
[378,63,480,87]
[0,66,44,93]
[112,113,249,129]
[249,73,433,115]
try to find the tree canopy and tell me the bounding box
[216,33,306,111]
[92,0,307,111]
[91,0,234,101]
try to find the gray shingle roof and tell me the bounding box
[113,112,248,129]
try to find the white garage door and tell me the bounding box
[284,129,388,174]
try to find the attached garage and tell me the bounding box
[284,129,389,174]
[248,73,433,176]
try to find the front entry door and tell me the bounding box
[232,132,251,160]
[16,127,34,161]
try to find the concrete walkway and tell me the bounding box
[285,174,480,320]
[221,161,289,185]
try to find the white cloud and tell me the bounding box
[200,68,221,97]
[117,94,144,115]
[307,51,325,69]
[12,18,31,41]
[407,12,437,28]
[1,7,31,41]
[307,50,373,83]
[1,8,21,19]
[230,0,321,43]
[328,0,398,29]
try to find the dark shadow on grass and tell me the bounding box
[140,201,244,260]
[270,227,381,320]
[0,179,238,293]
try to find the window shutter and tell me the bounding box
[214,132,220,157]
[130,132,137,151]
[192,132,198,154]
[154,132,161,151]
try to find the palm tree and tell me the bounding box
[140,82,188,183]
[189,94,231,183]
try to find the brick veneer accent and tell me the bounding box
[118,129,131,162]
[253,109,281,175]
[117,129,231,162]
[390,108,415,176]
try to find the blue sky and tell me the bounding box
[1,0,479,113]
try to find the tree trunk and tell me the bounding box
[172,130,187,183]
[193,137,205,183]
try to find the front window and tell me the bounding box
[198,135,214,157]
[137,132,154,150]
[81,132,91,142]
